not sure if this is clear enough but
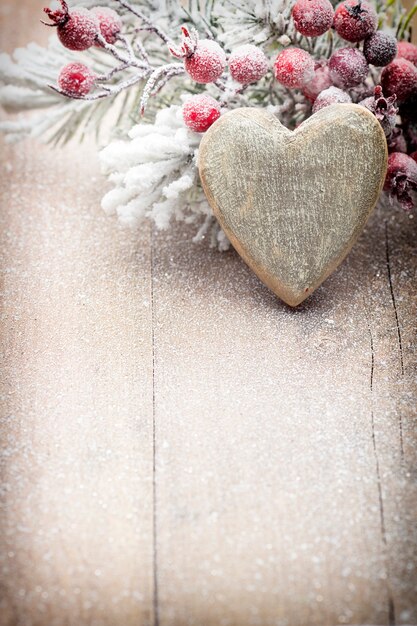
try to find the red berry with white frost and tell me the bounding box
[302,63,332,101]
[329,47,368,88]
[292,0,334,37]
[274,48,315,88]
[170,27,226,84]
[384,152,417,210]
[58,62,96,96]
[396,41,417,66]
[381,58,417,102]
[229,45,268,84]
[363,31,397,67]
[43,1,99,51]
[185,40,226,83]
[312,86,352,113]
[182,94,221,132]
[333,0,377,43]
[91,7,122,45]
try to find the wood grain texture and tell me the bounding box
[199,105,387,307]
[0,2,416,626]
[151,214,417,626]
[0,139,155,626]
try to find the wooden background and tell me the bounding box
[0,2,416,625]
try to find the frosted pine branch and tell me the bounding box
[99,104,227,244]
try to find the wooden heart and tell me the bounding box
[198,104,387,306]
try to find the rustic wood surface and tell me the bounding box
[0,2,416,626]
[199,105,387,306]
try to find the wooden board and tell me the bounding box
[1,2,416,625]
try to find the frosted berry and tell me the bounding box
[381,58,417,103]
[329,47,368,88]
[229,45,269,84]
[274,48,315,88]
[312,86,352,113]
[363,31,397,67]
[333,0,377,43]
[91,7,122,45]
[302,63,332,101]
[396,41,417,66]
[170,27,226,84]
[359,85,398,137]
[384,152,417,210]
[292,0,334,37]
[43,1,99,51]
[58,62,96,96]
[182,94,220,132]
[185,40,226,83]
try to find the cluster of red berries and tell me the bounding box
[45,1,122,96]
[46,0,417,209]
[178,0,417,209]
[180,0,417,135]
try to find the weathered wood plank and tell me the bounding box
[0,138,155,625]
[363,213,417,624]
[0,2,416,625]
[152,204,416,626]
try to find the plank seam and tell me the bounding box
[367,314,396,626]
[151,225,160,626]
[384,221,404,460]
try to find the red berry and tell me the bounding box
[381,58,417,103]
[91,7,122,45]
[363,31,397,67]
[43,1,99,51]
[182,94,221,132]
[312,86,352,113]
[333,0,377,43]
[410,151,417,164]
[384,152,417,210]
[274,48,315,88]
[396,41,417,66]
[58,62,96,96]
[170,27,226,83]
[302,62,332,101]
[292,0,334,37]
[229,45,268,84]
[329,47,368,88]
[184,39,226,83]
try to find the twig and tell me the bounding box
[151,66,186,96]
[135,39,150,64]
[49,71,148,101]
[113,0,173,45]
[96,62,129,82]
[140,64,185,114]
[95,33,146,71]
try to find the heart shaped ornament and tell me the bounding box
[198,104,387,306]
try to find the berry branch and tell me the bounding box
[112,0,173,45]
[1,0,417,244]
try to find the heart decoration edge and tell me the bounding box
[198,103,388,307]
